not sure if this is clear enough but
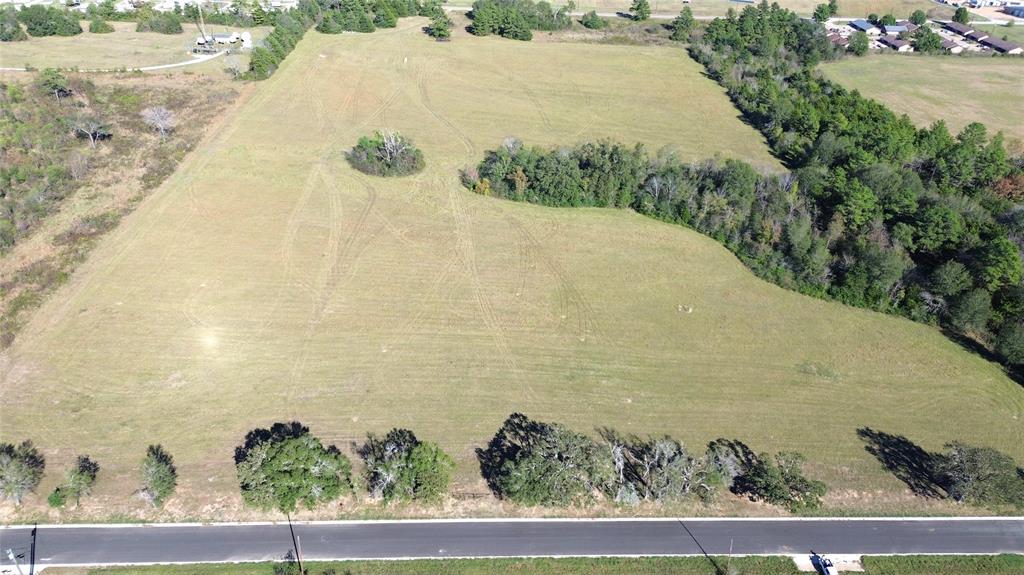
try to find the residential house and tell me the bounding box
[880,35,913,51]
[981,36,1024,53]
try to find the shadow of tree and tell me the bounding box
[856,427,948,498]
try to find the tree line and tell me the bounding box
[688,2,1024,371]
[467,0,573,41]
[4,418,1021,512]
[463,1,1024,372]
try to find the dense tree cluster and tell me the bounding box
[247,4,316,80]
[359,429,454,502]
[468,0,572,41]
[477,414,826,510]
[0,7,27,41]
[135,7,183,34]
[347,130,425,176]
[15,5,82,37]
[235,422,353,513]
[689,3,1024,369]
[469,2,1024,370]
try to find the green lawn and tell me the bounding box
[0,22,1020,523]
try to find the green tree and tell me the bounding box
[909,9,927,25]
[235,422,352,513]
[734,451,826,511]
[0,7,27,41]
[953,7,969,24]
[36,68,71,99]
[51,455,100,507]
[630,0,650,21]
[880,13,896,25]
[427,12,452,39]
[580,10,606,30]
[941,442,1024,508]
[949,288,991,333]
[670,7,693,41]
[360,429,455,502]
[812,3,831,22]
[996,321,1024,365]
[0,441,46,506]
[977,235,1023,291]
[930,261,972,297]
[140,445,177,507]
[88,17,114,33]
[849,31,869,56]
[913,26,943,54]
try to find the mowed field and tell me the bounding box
[444,0,946,18]
[0,21,268,71]
[822,55,1024,148]
[1,21,1021,520]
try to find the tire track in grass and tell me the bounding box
[448,187,536,404]
[506,214,599,342]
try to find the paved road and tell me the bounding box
[1,518,1022,568]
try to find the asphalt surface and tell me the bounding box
[1,518,1022,568]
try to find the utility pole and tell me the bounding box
[295,535,304,574]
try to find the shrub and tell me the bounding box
[733,451,826,511]
[0,7,27,41]
[359,429,454,502]
[346,130,425,177]
[136,11,183,34]
[235,422,352,513]
[36,68,71,99]
[139,444,177,507]
[48,488,67,508]
[16,5,82,37]
[88,17,114,33]
[580,11,606,30]
[0,441,46,506]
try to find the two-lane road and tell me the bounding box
[1,518,1022,568]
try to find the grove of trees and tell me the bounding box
[359,429,454,502]
[477,413,827,511]
[468,0,572,41]
[235,422,353,513]
[347,130,426,176]
[15,5,82,37]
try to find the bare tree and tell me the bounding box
[376,130,410,165]
[141,106,176,139]
[72,116,111,148]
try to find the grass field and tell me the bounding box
[444,0,947,17]
[49,555,1024,575]
[0,21,268,71]
[0,21,1021,521]
[822,55,1024,148]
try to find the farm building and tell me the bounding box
[981,36,1024,53]
[828,32,850,48]
[967,30,991,42]
[943,21,974,35]
[850,19,881,34]
[880,35,913,51]
[882,24,909,34]
[1006,5,1024,16]
[941,38,965,53]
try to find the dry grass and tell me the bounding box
[821,55,1024,149]
[0,21,269,72]
[0,22,1020,522]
